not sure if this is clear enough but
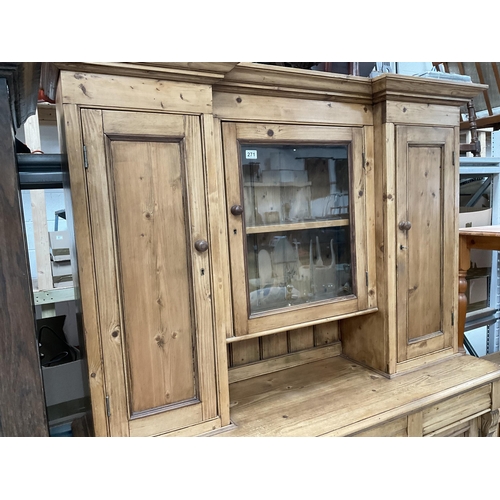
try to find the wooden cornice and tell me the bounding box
[54,62,239,85]
[372,73,487,107]
[214,62,374,104]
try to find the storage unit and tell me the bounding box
[54,62,500,436]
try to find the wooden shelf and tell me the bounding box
[34,286,76,306]
[216,355,500,437]
[246,218,349,234]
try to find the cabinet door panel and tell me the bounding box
[82,109,217,435]
[223,122,374,337]
[396,126,455,361]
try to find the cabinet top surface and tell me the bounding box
[219,355,500,437]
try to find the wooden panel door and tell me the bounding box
[81,109,217,436]
[396,126,456,362]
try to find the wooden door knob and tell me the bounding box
[398,221,412,231]
[231,204,244,216]
[194,239,209,253]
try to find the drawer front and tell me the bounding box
[422,384,491,436]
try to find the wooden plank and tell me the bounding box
[202,115,232,426]
[183,114,218,422]
[289,326,315,352]
[129,403,203,437]
[230,338,261,367]
[246,218,349,234]
[313,322,339,346]
[221,121,249,338]
[235,122,355,142]
[59,71,212,114]
[247,296,361,336]
[0,78,48,436]
[228,343,342,384]
[81,108,129,436]
[385,101,459,126]
[30,190,53,290]
[214,92,373,126]
[261,331,288,359]
[351,127,369,310]
[158,417,222,437]
[363,126,377,309]
[24,110,53,291]
[227,306,377,342]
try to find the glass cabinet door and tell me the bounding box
[242,144,352,314]
[223,123,374,337]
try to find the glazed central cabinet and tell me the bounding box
[223,122,374,337]
[55,62,500,437]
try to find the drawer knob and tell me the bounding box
[398,221,412,231]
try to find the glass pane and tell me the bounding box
[247,227,353,314]
[241,144,349,228]
[240,143,353,315]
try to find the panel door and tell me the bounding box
[396,126,456,362]
[81,109,217,436]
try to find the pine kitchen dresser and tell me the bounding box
[53,62,500,437]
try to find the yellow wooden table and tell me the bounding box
[459,225,500,352]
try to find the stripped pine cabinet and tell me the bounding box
[54,63,500,437]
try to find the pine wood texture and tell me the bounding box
[214,92,372,126]
[217,355,500,437]
[59,71,212,114]
[55,64,490,437]
[396,126,455,362]
[76,108,218,435]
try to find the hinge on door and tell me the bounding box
[452,312,455,326]
[366,271,369,287]
[452,151,455,166]
[105,395,111,417]
[83,145,88,169]
[362,151,366,169]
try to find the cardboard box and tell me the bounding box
[459,207,492,228]
[460,207,493,269]
[42,359,88,407]
[49,231,71,262]
[468,276,488,305]
[51,260,73,284]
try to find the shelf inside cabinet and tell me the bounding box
[246,218,349,234]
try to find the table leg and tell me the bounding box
[458,236,471,353]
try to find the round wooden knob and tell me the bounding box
[398,221,412,231]
[231,204,244,216]
[194,239,209,253]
